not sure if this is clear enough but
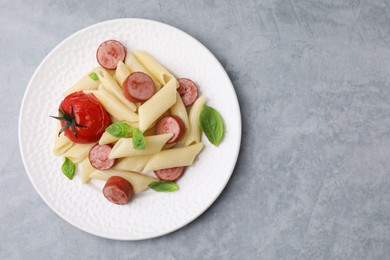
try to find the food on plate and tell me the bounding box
[148,181,179,192]
[62,157,76,180]
[177,78,198,107]
[96,40,126,70]
[103,176,134,205]
[51,91,111,143]
[89,144,115,170]
[155,115,185,144]
[51,40,225,205]
[122,72,155,102]
[200,105,224,146]
[154,167,185,182]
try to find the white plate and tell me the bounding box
[18,19,241,240]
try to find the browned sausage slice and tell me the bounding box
[177,78,198,106]
[89,144,115,170]
[154,167,185,181]
[103,176,134,205]
[122,72,155,102]
[155,115,185,144]
[96,40,126,70]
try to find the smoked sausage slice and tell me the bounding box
[96,40,126,70]
[154,167,185,182]
[155,115,185,144]
[103,176,134,205]
[122,72,155,102]
[177,78,198,106]
[89,144,115,170]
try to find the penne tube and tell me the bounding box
[79,157,95,184]
[138,78,177,132]
[125,52,162,92]
[109,133,173,159]
[133,50,178,87]
[89,89,139,122]
[170,92,190,144]
[53,123,74,155]
[113,155,151,172]
[115,61,131,86]
[98,131,120,145]
[63,143,96,163]
[185,96,206,146]
[90,170,157,193]
[143,143,204,172]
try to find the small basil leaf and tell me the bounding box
[132,129,146,150]
[148,181,179,192]
[106,122,133,138]
[199,105,224,146]
[88,72,99,81]
[62,157,76,180]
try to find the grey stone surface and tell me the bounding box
[1,0,389,259]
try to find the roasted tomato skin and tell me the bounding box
[59,92,111,143]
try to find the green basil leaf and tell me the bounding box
[106,122,134,138]
[199,105,224,146]
[132,129,146,150]
[148,181,179,192]
[88,72,99,81]
[62,157,76,180]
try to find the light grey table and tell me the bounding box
[1,0,389,259]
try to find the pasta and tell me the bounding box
[113,155,151,172]
[125,52,162,91]
[115,61,131,86]
[133,50,178,87]
[63,68,100,96]
[143,143,204,172]
[185,96,206,146]
[79,157,95,184]
[52,40,222,205]
[109,133,173,158]
[96,68,137,112]
[98,131,119,145]
[53,123,74,155]
[138,78,177,132]
[89,88,139,122]
[63,143,95,163]
[170,92,190,143]
[90,170,157,193]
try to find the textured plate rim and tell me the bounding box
[18,18,242,240]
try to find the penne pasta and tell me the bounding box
[53,123,74,155]
[125,52,162,92]
[51,39,217,205]
[109,133,173,159]
[89,89,139,122]
[170,92,190,144]
[96,68,137,112]
[113,155,151,172]
[63,68,100,96]
[98,131,119,145]
[63,143,95,163]
[133,50,178,87]
[79,157,95,184]
[143,143,204,172]
[90,170,157,193]
[115,61,131,86]
[138,78,177,132]
[185,96,206,146]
